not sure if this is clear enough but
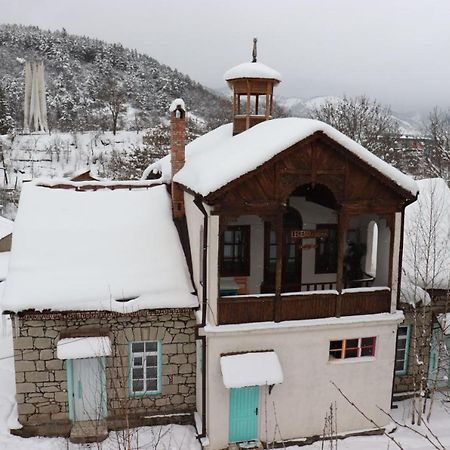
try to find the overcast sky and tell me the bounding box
[2,0,449,114]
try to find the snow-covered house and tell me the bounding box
[394,178,450,396]
[145,58,418,448]
[0,181,198,442]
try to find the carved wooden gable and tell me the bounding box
[206,131,415,215]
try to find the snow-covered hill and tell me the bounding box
[0,24,230,133]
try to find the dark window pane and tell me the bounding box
[361,337,375,347]
[132,342,144,353]
[345,348,358,358]
[398,327,408,337]
[133,356,143,366]
[146,379,158,391]
[330,340,342,350]
[133,379,144,392]
[347,339,359,348]
[145,342,157,353]
[147,367,157,378]
[396,350,405,360]
[395,361,405,371]
[329,350,341,359]
[133,368,143,379]
[146,354,157,366]
[315,226,338,274]
[220,226,250,276]
[361,346,375,357]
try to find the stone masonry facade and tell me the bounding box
[11,308,197,437]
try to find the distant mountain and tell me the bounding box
[0,24,230,132]
[278,95,425,137]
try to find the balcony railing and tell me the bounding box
[217,288,391,325]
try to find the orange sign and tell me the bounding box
[291,229,329,240]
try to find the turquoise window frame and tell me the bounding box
[128,340,162,397]
[396,324,411,376]
[66,359,75,421]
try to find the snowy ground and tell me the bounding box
[1,317,450,449]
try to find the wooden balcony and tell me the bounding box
[217,288,391,325]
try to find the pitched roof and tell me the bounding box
[224,61,282,83]
[0,183,197,313]
[402,178,450,296]
[145,118,418,198]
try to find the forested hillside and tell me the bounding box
[0,24,230,132]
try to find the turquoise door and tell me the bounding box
[428,324,450,389]
[229,386,260,443]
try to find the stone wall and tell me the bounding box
[394,303,434,394]
[11,308,197,437]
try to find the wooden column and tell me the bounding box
[386,213,395,290]
[335,210,348,317]
[274,213,284,322]
[246,80,250,130]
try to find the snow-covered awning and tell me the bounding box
[220,351,283,389]
[57,336,112,360]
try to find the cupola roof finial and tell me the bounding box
[252,37,257,63]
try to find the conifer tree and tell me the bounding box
[0,85,14,135]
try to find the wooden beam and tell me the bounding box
[335,211,348,317]
[387,213,395,290]
[274,213,283,322]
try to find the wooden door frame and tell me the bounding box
[262,208,303,293]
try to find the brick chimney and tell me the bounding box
[170,98,186,219]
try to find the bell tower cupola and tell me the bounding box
[224,38,281,135]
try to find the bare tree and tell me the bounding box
[97,79,127,135]
[401,178,450,425]
[425,108,450,180]
[307,95,400,162]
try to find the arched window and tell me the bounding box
[364,221,378,277]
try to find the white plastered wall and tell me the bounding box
[184,191,220,326]
[204,315,402,450]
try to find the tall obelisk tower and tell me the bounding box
[23,61,48,133]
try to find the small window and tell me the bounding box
[329,337,376,360]
[220,225,250,277]
[129,340,161,396]
[395,325,411,375]
[315,224,338,274]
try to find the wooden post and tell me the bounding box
[335,210,348,317]
[265,81,271,119]
[387,213,395,290]
[246,80,251,130]
[274,213,284,322]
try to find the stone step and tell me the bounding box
[69,419,108,444]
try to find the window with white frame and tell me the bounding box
[395,325,411,375]
[329,337,376,360]
[129,341,161,395]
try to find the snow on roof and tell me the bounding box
[172,118,418,198]
[220,351,283,389]
[0,183,197,313]
[57,336,112,360]
[0,217,13,240]
[224,62,281,83]
[402,178,450,297]
[169,98,186,113]
[142,123,233,182]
